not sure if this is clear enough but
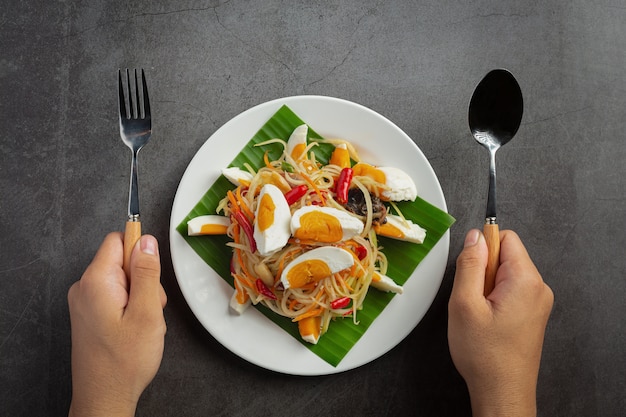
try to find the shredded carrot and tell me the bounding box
[230,226,254,285]
[236,247,254,284]
[263,150,272,168]
[233,276,251,304]
[233,273,253,290]
[293,307,323,322]
[232,224,240,244]
[300,172,326,205]
[349,263,360,276]
[236,186,255,220]
[335,273,354,292]
[288,298,299,311]
[227,190,239,213]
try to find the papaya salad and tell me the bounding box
[187,125,427,345]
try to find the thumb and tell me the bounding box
[126,235,165,319]
[450,229,489,303]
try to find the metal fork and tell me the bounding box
[118,68,152,275]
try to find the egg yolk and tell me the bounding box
[286,259,333,288]
[257,194,276,232]
[353,163,386,184]
[293,211,343,242]
[199,223,229,234]
[297,316,321,343]
[290,143,307,160]
[373,222,406,239]
[329,146,351,168]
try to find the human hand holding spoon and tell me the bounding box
[469,69,523,295]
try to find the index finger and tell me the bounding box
[68,231,129,316]
[90,232,124,270]
[488,230,545,303]
[497,230,541,280]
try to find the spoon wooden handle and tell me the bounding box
[123,220,141,277]
[483,223,500,296]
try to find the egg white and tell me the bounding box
[187,215,231,236]
[379,166,418,201]
[229,291,251,314]
[253,184,292,256]
[371,272,404,294]
[286,124,308,159]
[222,167,254,186]
[376,214,426,244]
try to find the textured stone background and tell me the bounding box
[2,1,625,416]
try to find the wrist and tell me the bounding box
[466,376,537,417]
[68,382,139,417]
[69,401,137,417]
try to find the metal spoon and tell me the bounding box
[469,69,523,295]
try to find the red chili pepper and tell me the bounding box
[284,184,308,205]
[330,296,351,310]
[355,245,368,260]
[233,210,257,254]
[336,167,353,204]
[255,278,277,300]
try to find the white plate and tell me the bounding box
[169,96,450,375]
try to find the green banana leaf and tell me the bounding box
[176,105,455,366]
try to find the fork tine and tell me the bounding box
[141,69,150,119]
[126,68,134,118]
[118,69,127,119]
[118,68,150,121]
[134,69,141,118]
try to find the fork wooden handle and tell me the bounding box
[123,220,141,277]
[483,223,500,296]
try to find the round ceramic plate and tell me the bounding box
[169,96,449,375]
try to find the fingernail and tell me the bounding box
[140,235,158,255]
[464,229,480,247]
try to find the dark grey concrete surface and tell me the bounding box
[2,1,625,416]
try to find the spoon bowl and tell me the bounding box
[470,69,523,152]
[469,69,523,294]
